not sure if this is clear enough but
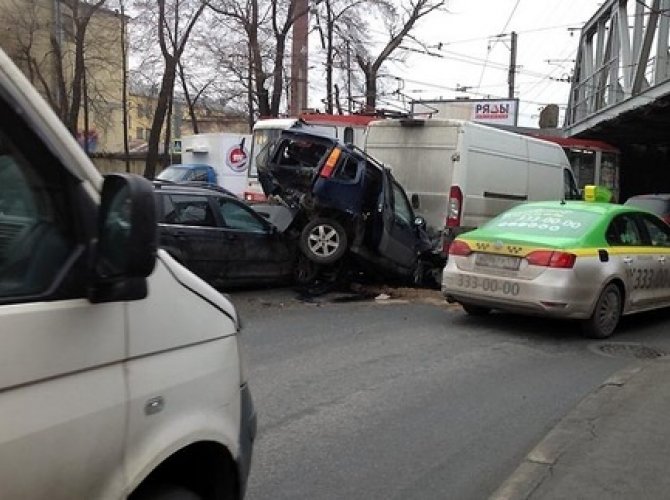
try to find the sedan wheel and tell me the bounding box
[581,283,621,339]
[462,303,491,316]
[299,218,348,264]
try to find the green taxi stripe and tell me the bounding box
[459,238,670,258]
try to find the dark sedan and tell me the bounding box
[154,182,305,289]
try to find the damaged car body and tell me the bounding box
[256,129,444,285]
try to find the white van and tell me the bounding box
[365,119,580,243]
[0,50,255,499]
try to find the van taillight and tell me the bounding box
[320,148,342,178]
[448,240,472,256]
[447,186,463,228]
[526,250,576,268]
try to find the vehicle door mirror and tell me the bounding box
[414,216,427,229]
[411,193,420,209]
[93,174,157,301]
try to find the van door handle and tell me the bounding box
[623,257,633,264]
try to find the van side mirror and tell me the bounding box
[414,216,426,229]
[90,174,157,303]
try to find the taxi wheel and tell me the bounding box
[462,303,491,316]
[582,283,621,339]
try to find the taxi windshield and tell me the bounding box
[484,205,601,239]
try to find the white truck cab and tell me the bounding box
[0,50,255,499]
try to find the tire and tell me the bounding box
[294,253,319,285]
[133,484,202,500]
[581,283,621,339]
[462,303,491,316]
[299,218,348,264]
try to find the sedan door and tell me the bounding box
[605,213,650,309]
[376,172,419,270]
[216,197,294,285]
[157,193,233,284]
[636,213,670,305]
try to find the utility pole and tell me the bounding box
[290,0,309,116]
[508,31,517,99]
[346,40,352,114]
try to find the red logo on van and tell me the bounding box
[226,145,248,172]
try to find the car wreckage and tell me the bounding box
[256,129,445,287]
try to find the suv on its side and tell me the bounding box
[257,129,443,283]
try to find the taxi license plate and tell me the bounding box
[475,253,521,270]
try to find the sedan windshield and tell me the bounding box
[156,166,189,182]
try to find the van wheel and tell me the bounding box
[462,303,491,316]
[581,283,621,339]
[133,484,202,500]
[300,218,348,264]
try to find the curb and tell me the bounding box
[489,363,646,500]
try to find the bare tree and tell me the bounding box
[209,0,316,121]
[355,0,445,110]
[314,0,365,114]
[0,0,109,137]
[133,0,209,178]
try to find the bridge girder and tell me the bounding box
[565,0,670,143]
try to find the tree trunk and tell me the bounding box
[325,19,334,114]
[269,34,286,117]
[178,61,199,134]
[67,27,87,135]
[145,60,176,179]
[365,69,377,110]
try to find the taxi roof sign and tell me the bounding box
[583,185,613,203]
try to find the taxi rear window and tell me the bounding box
[486,206,600,238]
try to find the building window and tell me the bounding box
[136,127,143,140]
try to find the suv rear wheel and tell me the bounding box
[299,218,348,264]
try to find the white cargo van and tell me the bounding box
[365,119,580,243]
[0,50,255,499]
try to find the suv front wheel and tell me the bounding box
[299,218,348,264]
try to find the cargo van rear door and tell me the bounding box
[377,171,418,270]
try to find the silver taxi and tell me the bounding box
[442,200,670,338]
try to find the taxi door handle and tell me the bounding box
[623,257,633,264]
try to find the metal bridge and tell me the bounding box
[565,0,670,144]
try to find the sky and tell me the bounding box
[308,0,605,127]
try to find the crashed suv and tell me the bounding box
[257,129,443,284]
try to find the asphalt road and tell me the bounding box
[232,287,670,500]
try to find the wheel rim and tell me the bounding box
[596,288,620,335]
[307,224,340,258]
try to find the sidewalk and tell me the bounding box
[491,359,670,500]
